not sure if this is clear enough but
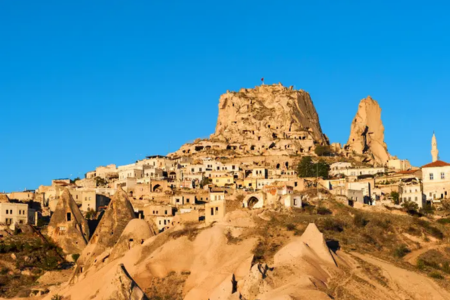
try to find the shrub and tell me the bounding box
[353,213,369,227]
[420,204,435,216]
[314,145,333,157]
[317,207,332,215]
[415,219,444,239]
[71,254,80,262]
[297,157,330,179]
[390,191,400,205]
[286,223,296,231]
[417,259,426,270]
[437,218,450,225]
[402,201,419,214]
[321,219,344,232]
[393,245,411,258]
[429,271,444,279]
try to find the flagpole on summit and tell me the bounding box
[261,77,264,85]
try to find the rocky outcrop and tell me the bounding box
[108,264,148,300]
[344,96,390,165]
[75,187,135,272]
[0,194,10,203]
[171,84,329,157]
[109,219,155,261]
[46,189,89,254]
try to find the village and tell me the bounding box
[1,84,450,299]
[0,84,448,254]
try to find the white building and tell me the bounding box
[329,162,353,176]
[0,203,33,229]
[421,160,450,202]
[399,178,425,208]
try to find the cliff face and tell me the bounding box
[345,96,390,165]
[211,84,328,146]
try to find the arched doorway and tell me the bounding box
[153,184,161,192]
[247,197,260,209]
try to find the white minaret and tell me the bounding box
[431,132,439,162]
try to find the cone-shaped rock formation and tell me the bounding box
[47,189,89,254]
[76,187,135,271]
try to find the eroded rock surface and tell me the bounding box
[171,84,329,157]
[75,187,135,272]
[46,189,89,254]
[345,96,390,165]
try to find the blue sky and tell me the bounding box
[1,1,449,192]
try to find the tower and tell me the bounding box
[431,132,439,162]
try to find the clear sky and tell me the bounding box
[1,1,449,192]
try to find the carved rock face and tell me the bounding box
[345,96,390,165]
[211,84,328,147]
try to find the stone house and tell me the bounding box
[399,178,425,208]
[387,159,412,171]
[212,175,234,187]
[144,205,174,218]
[85,171,96,179]
[118,165,143,180]
[282,194,302,208]
[154,216,174,231]
[0,202,31,229]
[95,164,118,179]
[329,162,353,176]
[171,194,197,206]
[205,200,239,225]
[421,160,450,203]
[210,190,226,202]
[251,168,267,179]
[8,191,35,202]
[134,183,151,200]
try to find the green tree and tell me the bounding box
[297,157,330,179]
[402,200,419,213]
[314,145,333,156]
[70,177,80,184]
[391,191,400,205]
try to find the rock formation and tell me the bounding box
[75,187,135,272]
[46,189,89,254]
[109,219,155,261]
[0,194,10,203]
[344,96,390,165]
[108,264,148,300]
[171,84,329,157]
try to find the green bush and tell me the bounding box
[314,145,333,157]
[417,259,426,270]
[72,254,80,262]
[317,207,332,215]
[321,219,344,232]
[437,218,450,225]
[353,213,369,227]
[390,191,400,205]
[429,271,444,279]
[286,223,296,231]
[393,245,411,258]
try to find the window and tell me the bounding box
[441,172,445,180]
[5,210,8,215]
[67,212,72,221]
[211,208,214,215]
[165,210,167,214]
[295,182,298,187]
[430,173,434,180]
[215,207,219,212]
